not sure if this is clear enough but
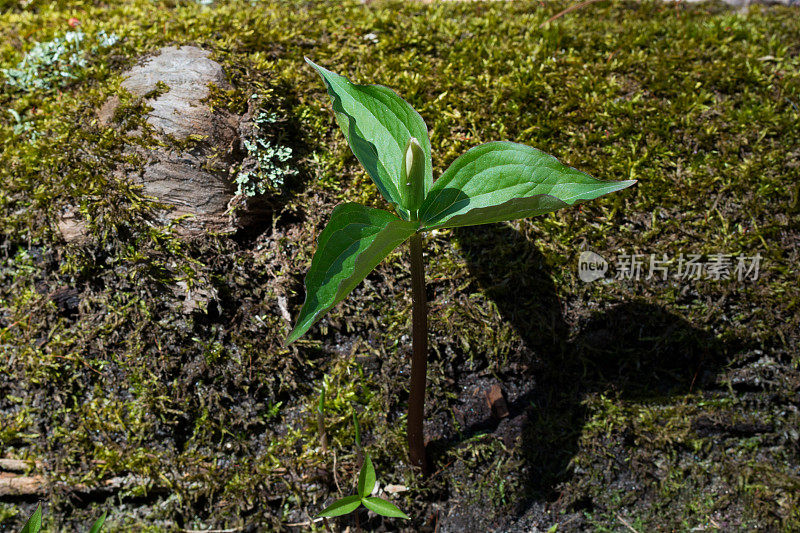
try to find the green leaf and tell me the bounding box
[306,59,433,219]
[357,453,376,498]
[419,142,636,230]
[88,511,107,533]
[20,503,42,533]
[316,495,362,518]
[362,496,410,519]
[286,203,417,343]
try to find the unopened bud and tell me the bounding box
[401,137,425,218]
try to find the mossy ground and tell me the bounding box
[1,0,799,531]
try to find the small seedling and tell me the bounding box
[19,504,41,533]
[20,504,106,533]
[317,413,409,522]
[89,512,107,533]
[288,59,636,469]
[352,410,361,449]
[318,381,328,454]
[317,453,409,521]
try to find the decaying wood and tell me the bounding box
[0,458,37,472]
[485,383,509,419]
[96,46,243,235]
[0,472,157,498]
[0,474,45,496]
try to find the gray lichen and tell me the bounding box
[2,30,118,93]
[235,110,297,197]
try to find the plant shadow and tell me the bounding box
[426,222,737,518]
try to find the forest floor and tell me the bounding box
[1,1,799,531]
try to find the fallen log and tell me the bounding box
[0,473,155,498]
[0,459,36,473]
[0,473,45,497]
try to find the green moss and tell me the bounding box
[1,0,799,530]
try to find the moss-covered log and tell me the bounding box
[1,1,799,531]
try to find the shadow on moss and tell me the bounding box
[426,222,743,522]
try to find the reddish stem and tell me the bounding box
[407,233,428,472]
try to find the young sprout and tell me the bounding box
[317,414,409,522]
[20,504,106,533]
[20,503,41,533]
[316,453,409,521]
[288,59,636,470]
[318,381,328,454]
[352,410,361,449]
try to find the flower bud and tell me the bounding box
[401,137,425,218]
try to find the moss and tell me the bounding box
[1,0,799,531]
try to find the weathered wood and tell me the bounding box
[485,383,509,419]
[0,473,157,498]
[0,459,35,472]
[0,474,45,496]
[96,46,243,235]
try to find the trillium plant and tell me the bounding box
[20,504,106,533]
[317,453,409,522]
[317,413,409,522]
[288,59,636,471]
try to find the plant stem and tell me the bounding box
[318,384,327,454]
[408,233,428,472]
[317,409,327,454]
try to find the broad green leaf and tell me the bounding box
[362,496,410,519]
[20,503,42,533]
[286,203,417,343]
[316,495,362,518]
[357,454,376,498]
[306,59,433,219]
[419,142,636,230]
[88,511,107,533]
